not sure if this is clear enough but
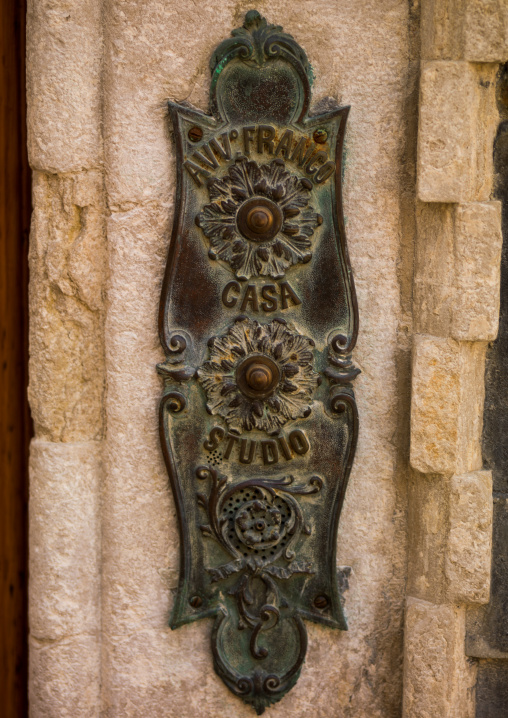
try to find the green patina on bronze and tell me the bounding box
[158,10,359,713]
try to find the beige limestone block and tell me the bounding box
[446,470,493,604]
[28,170,106,442]
[29,439,102,640]
[29,635,100,718]
[27,0,103,172]
[421,0,466,60]
[417,61,495,203]
[402,598,476,718]
[414,201,502,341]
[414,202,455,337]
[421,0,508,62]
[410,335,485,475]
[407,471,450,603]
[464,0,508,62]
[452,202,502,341]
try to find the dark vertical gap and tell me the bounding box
[474,63,508,718]
[0,1,31,716]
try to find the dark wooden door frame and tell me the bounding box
[0,1,31,716]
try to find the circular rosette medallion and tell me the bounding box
[235,499,283,549]
[220,485,297,562]
[197,317,320,434]
[195,157,323,280]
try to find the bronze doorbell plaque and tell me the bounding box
[158,10,359,713]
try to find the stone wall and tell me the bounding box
[26,1,506,716]
[404,2,507,717]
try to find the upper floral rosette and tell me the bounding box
[197,317,320,434]
[195,157,322,280]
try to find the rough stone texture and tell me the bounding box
[466,496,508,659]
[414,202,455,337]
[410,335,486,476]
[452,203,502,341]
[29,440,101,717]
[446,470,493,604]
[407,471,450,604]
[29,635,100,718]
[421,0,508,63]
[29,440,101,640]
[402,598,476,718]
[467,116,508,662]
[28,170,106,442]
[417,62,496,203]
[414,201,503,341]
[99,1,413,716]
[26,0,103,173]
[464,1,508,62]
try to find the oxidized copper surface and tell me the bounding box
[158,10,359,713]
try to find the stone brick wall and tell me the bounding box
[404,2,507,717]
[26,1,506,716]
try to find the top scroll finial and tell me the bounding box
[209,10,313,125]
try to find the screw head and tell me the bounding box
[313,128,328,144]
[313,595,329,609]
[189,595,203,608]
[245,364,273,393]
[188,126,203,143]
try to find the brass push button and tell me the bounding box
[236,354,280,399]
[237,197,283,242]
[245,364,272,391]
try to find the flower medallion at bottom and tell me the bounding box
[235,500,284,549]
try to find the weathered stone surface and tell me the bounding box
[402,598,476,718]
[27,0,103,172]
[415,202,502,341]
[28,170,106,442]
[410,335,486,475]
[421,0,508,62]
[29,635,100,718]
[414,202,455,337]
[452,202,502,341]
[466,496,508,658]
[417,62,496,203]
[420,0,467,61]
[407,471,450,604]
[418,61,475,202]
[464,1,508,62]
[446,470,493,604]
[29,439,101,640]
[468,119,508,662]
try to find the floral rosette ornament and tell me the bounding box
[197,317,320,434]
[195,157,323,280]
[235,499,284,549]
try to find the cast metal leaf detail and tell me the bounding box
[196,465,322,713]
[197,317,320,434]
[196,157,322,279]
[210,9,313,80]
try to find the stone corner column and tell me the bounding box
[26,1,106,716]
[405,2,506,716]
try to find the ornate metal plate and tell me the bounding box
[158,11,359,714]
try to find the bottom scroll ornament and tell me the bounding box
[196,466,322,713]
